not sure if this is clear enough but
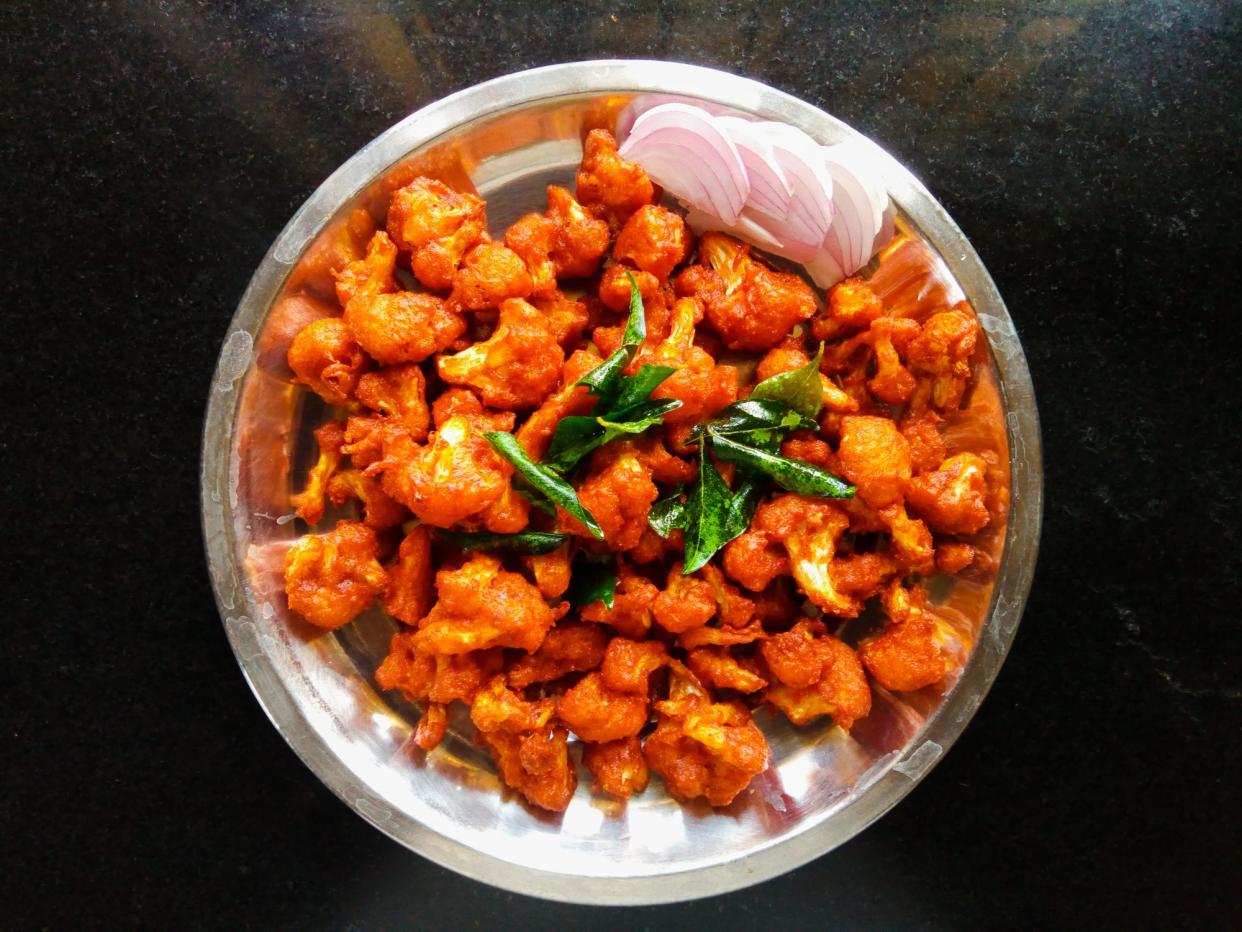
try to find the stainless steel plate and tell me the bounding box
[201,60,1042,905]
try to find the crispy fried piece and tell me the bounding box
[375,628,434,697]
[559,443,658,552]
[632,296,737,426]
[877,501,936,575]
[904,452,991,535]
[375,630,502,705]
[651,562,716,634]
[430,387,516,433]
[583,737,649,799]
[327,468,408,529]
[645,664,768,807]
[482,725,577,812]
[506,186,610,294]
[412,553,565,654]
[292,420,346,524]
[521,542,573,599]
[935,541,976,575]
[437,297,564,409]
[414,702,448,750]
[507,622,607,688]
[722,527,790,593]
[613,204,692,280]
[382,525,433,625]
[598,263,673,341]
[812,277,883,342]
[755,340,859,415]
[575,129,655,227]
[334,230,398,308]
[900,410,947,475]
[448,242,534,311]
[287,316,369,407]
[831,551,898,602]
[471,675,556,734]
[686,648,767,693]
[354,363,431,440]
[859,581,951,692]
[283,520,387,629]
[557,671,649,743]
[579,563,658,639]
[341,414,410,471]
[761,620,871,729]
[387,176,489,291]
[344,289,466,365]
[514,349,598,460]
[600,637,669,694]
[697,564,756,628]
[748,494,861,617]
[529,289,591,349]
[677,232,816,351]
[837,415,913,510]
[380,415,507,528]
[502,211,558,296]
[677,617,765,650]
[907,304,980,413]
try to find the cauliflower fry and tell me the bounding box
[632,296,737,426]
[613,204,692,280]
[482,725,577,812]
[507,621,607,688]
[579,563,659,639]
[448,242,534,311]
[344,289,466,366]
[382,525,433,625]
[412,553,565,654]
[437,297,564,409]
[291,420,346,525]
[583,737,649,799]
[575,129,655,226]
[762,620,871,729]
[283,520,386,629]
[560,443,658,552]
[558,670,649,743]
[812,276,883,342]
[907,304,980,413]
[327,468,408,530]
[387,176,489,290]
[904,452,991,535]
[837,415,913,510]
[287,316,368,408]
[859,581,951,692]
[354,363,431,440]
[334,230,398,309]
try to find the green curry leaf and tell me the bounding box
[748,343,825,418]
[485,431,604,538]
[435,529,568,555]
[709,432,855,498]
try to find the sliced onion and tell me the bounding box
[822,148,875,271]
[714,116,792,221]
[755,122,835,247]
[805,250,848,290]
[620,104,749,222]
[685,208,784,252]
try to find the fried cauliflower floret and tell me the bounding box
[382,525,433,625]
[327,468,408,529]
[678,618,766,651]
[412,553,565,654]
[633,296,737,426]
[513,349,597,460]
[907,304,980,413]
[376,631,502,705]
[697,563,756,628]
[837,415,913,510]
[506,186,610,293]
[437,297,564,409]
[558,671,649,743]
[521,542,573,599]
[413,702,448,750]
[645,665,769,807]
[598,263,673,340]
[575,129,655,226]
[560,443,658,551]
[722,526,790,593]
[530,289,591,348]
[333,230,398,308]
[291,420,346,524]
[812,276,884,342]
[283,520,387,629]
[761,620,871,730]
[482,725,577,812]
[755,340,859,415]
[583,737,649,799]
[651,562,716,634]
[613,204,692,280]
[381,415,507,527]
[686,648,767,693]
[677,232,816,351]
[471,675,556,735]
[936,542,976,575]
[354,363,431,440]
[344,289,466,366]
[580,564,659,639]
[430,387,516,433]
[341,414,409,471]
[866,317,921,405]
[287,316,369,407]
[448,242,534,311]
[877,502,936,575]
[600,637,669,694]
[386,176,488,291]
[900,410,947,475]
[904,452,991,535]
[859,581,951,692]
[507,621,607,688]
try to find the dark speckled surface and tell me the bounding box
[3,1,1240,928]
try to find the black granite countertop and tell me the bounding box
[4,2,1239,928]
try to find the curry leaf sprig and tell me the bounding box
[435,529,569,555]
[485,431,604,539]
[543,273,682,474]
[650,345,856,573]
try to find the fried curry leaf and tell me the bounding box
[597,398,683,435]
[576,271,648,403]
[565,552,618,610]
[436,529,568,554]
[710,433,855,498]
[485,431,604,538]
[608,364,676,418]
[748,343,825,419]
[682,444,738,574]
[721,477,763,540]
[542,416,606,473]
[690,399,817,440]
[648,484,689,538]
